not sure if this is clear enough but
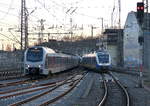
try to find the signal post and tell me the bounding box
[137,2,144,87]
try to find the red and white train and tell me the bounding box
[24,46,80,76]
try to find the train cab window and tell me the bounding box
[27,48,43,62]
[97,53,109,63]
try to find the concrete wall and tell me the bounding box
[124,11,142,67]
[103,29,124,67]
[124,11,150,85]
[107,45,117,66]
[143,32,150,83]
[0,51,23,71]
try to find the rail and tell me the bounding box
[9,73,86,106]
[109,72,130,106]
[98,74,108,106]
[39,77,83,106]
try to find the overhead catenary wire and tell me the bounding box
[0,0,14,21]
[0,0,108,46]
[0,21,16,27]
[49,0,103,21]
[0,2,10,6]
[36,0,64,25]
[8,30,20,44]
[0,32,21,44]
[0,9,18,17]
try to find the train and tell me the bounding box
[81,50,111,72]
[24,46,80,76]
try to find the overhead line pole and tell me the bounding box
[118,0,121,28]
[21,0,28,50]
[21,0,24,50]
[141,0,149,87]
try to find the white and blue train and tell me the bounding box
[81,50,111,72]
[24,46,80,76]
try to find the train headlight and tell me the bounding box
[39,64,43,68]
[25,64,30,68]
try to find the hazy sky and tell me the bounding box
[0,0,143,28]
[0,0,144,49]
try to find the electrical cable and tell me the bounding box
[0,9,18,17]
[0,21,15,27]
[0,32,21,44]
[9,30,20,44]
[36,0,65,25]
[0,0,14,20]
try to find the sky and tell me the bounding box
[0,0,144,49]
[0,0,143,26]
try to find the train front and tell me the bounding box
[96,52,111,71]
[24,47,44,76]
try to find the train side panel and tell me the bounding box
[81,51,111,72]
[24,46,80,76]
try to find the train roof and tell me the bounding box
[82,52,96,57]
[56,51,78,56]
[48,52,75,57]
[96,50,110,54]
[27,46,79,57]
[27,46,55,53]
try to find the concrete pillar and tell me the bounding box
[143,31,150,85]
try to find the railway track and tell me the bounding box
[0,78,68,98]
[98,74,108,106]
[9,73,86,106]
[0,67,84,88]
[39,75,83,106]
[0,70,87,106]
[0,71,24,80]
[98,72,130,106]
[109,72,130,106]
[0,78,30,88]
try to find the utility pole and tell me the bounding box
[118,0,121,28]
[70,18,73,42]
[66,7,77,42]
[143,0,148,13]
[111,1,115,28]
[117,0,123,66]
[38,19,45,44]
[25,9,28,49]
[21,0,28,50]
[97,17,104,50]
[142,0,150,87]
[101,18,104,33]
[137,2,145,87]
[91,25,93,38]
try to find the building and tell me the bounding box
[103,29,123,66]
[124,11,150,84]
[124,11,150,69]
[124,11,142,68]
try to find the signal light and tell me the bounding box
[137,2,144,24]
[137,7,140,10]
[141,6,144,10]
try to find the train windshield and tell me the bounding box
[26,48,43,62]
[97,53,109,63]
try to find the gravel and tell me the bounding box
[1,69,149,106]
[113,72,150,106]
[54,72,103,106]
